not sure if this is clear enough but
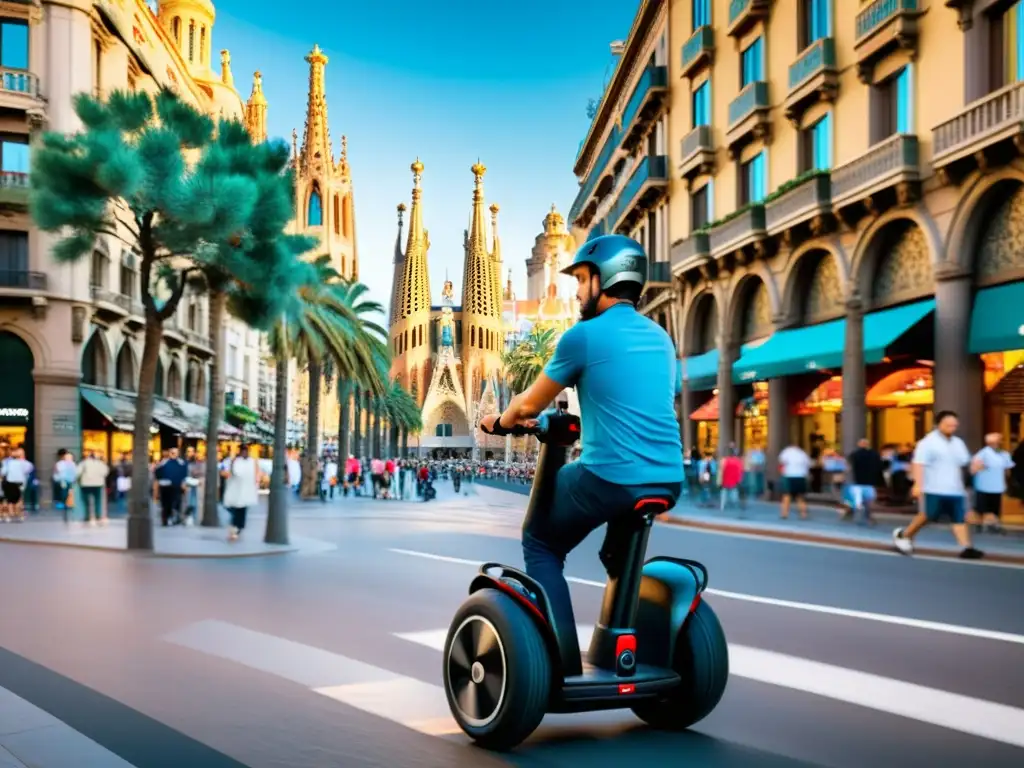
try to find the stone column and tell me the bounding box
[767,377,788,499]
[679,382,694,454]
[934,266,984,450]
[716,337,737,453]
[841,292,866,456]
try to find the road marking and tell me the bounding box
[388,548,1024,646]
[0,685,138,767]
[164,620,457,738]
[394,625,1024,749]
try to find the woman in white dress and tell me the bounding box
[222,444,259,541]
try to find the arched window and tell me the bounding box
[471,326,476,347]
[342,195,353,238]
[172,17,181,44]
[200,27,206,65]
[333,195,340,234]
[188,20,195,62]
[115,344,135,392]
[308,187,323,226]
[155,358,165,397]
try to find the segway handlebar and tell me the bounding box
[480,408,580,445]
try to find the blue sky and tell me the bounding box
[209,0,639,315]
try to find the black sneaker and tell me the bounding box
[959,547,984,560]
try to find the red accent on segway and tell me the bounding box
[614,634,636,656]
[492,578,548,624]
[569,423,579,432]
[689,593,702,613]
[633,498,670,512]
[618,684,635,695]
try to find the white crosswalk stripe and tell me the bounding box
[163,619,1024,749]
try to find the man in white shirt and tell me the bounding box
[893,410,983,559]
[1,447,32,522]
[778,443,811,520]
[970,432,1015,533]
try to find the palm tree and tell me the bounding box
[381,380,422,456]
[503,326,558,394]
[265,257,388,544]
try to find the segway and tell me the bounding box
[442,408,729,751]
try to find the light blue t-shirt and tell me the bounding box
[543,303,684,485]
[972,446,1015,494]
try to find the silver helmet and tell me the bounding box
[561,234,648,293]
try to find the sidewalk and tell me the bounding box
[475,478,1024,564]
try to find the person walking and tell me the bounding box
[222,444,259,541]
[970,432,1014,534]
[77,451,110,525]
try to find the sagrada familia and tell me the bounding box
[388,161,580,458]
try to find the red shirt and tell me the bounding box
[721,456,744,489]
[385,460,395,473]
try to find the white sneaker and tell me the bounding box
[893,527,913,555]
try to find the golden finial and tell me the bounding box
[472,160,486,178]
[489,203,499,214]
[550,202,557,212]
[220,49,233,86]
[411,157,424,174]
[306,44,328,65]
[397,202,407,212]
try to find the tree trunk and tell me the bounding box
[389,424,399,457]
[401,428,408,457]
[201,289,228,527]
[352,385,362,458]
[300,361,321,498]
[265,350,290,545]
[338,382,351,460]
[127,317,163,550]
[371,406,380,458]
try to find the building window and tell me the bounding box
[308,188,323,226]
[172,17,181,44]
[200,26,206,64]
[0,134,28,175]
[691,184,711,231]
[0,19,28,70]
[188,20,195,62]
[241,389,249,407]
[800,0,830,50]
[740,152,767,205]
[435,423,453,438]
[800,113,832,172]
[90,250,109,288]
[692,0,710,30]
[692,80,710,127]
[740,37,764,87]
[0,231,27,275]
[871,66,913,142]
[991,1,1024,88]
[119,264,135,299]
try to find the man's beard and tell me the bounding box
[578,294,600,321]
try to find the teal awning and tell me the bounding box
[680,348,719,391]
[969,282,1024,354]
[80,386,135,431]
[732,299,935,383]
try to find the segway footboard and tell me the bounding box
[633,556,710,669]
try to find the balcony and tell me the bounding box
[0,171,28,207]
[0,68,44,114]
[0,269,46,291]
[681,26,714,80]
[648,261,671,284]
[932,80,1024,180]
[186,329,214,354]
[764,171,832,238]
[679,125,716,184]
[708,204,766,257]
[854,0,921,83]
[726,81,771,154]
[569,127,622,227]
[785,38,839,123]
[90,286,131,318]
[831,134,920,214]
[727,0,772,39]
[670,232,711,275]
[619,66,669,153]
[606,155,669,233]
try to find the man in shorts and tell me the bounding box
[778,442,811,519]
[970,432,1014,534]
[893,410,983,559]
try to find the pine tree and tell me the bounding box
[29,89,303,550]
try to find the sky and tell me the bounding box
[208,0,639,317]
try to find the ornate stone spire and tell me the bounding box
[220,49,233,87]
[394,203,406,262]
[396,160,431,320]
[338,134,350,180]
[245,71,267,143]
[489,202,503,306]
[462,161,500,317]
[389,203,407,325]
[300,44,332,168]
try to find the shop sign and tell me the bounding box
[0,407,29,419]
[52,414,77,432]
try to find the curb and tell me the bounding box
[656,515,1024,565]
[0,533,299,559]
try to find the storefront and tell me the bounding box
[0,331,34,459]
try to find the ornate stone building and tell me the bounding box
[285,42,359,446]
[567,0,1024,516]
[387,160,504,456]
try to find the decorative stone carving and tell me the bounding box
[871,223,933,303]
[977,186,1024,281]
[71,306,87,343]
[741,282,772,342]
[803,251,843,322]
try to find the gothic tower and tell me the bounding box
[526,204,578,302]
[245,71,267,142]
[156,0,216,77]
[388,160,433,407]
[460,162,504,426]
[292,44,357,280]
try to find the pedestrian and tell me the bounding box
[183,447,202,525]
[893,410,984,559]
[115,453,132,516]
[153,447,188,526]
[969,432,1014,534]
[719,449,745,513]
[0,446,32,522]
[53,449,77,516]
[844,438,883,525]
[77,450,110,525]
[778,442,811,519]
[222,444,259,541]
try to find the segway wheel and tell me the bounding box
[443,590,551,751]
[631,599,729,730]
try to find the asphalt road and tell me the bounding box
[1,483,1023,768]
